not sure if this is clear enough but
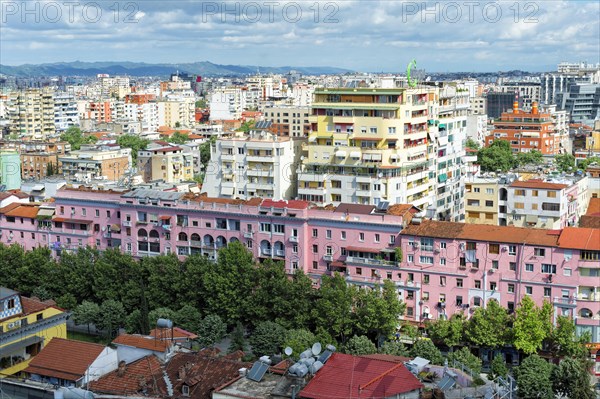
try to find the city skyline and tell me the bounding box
[0,0,599,72]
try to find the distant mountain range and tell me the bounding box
[0,61,354,77]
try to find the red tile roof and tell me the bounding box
[510,180,568,190]
[261,199,309,210]
[402,220,560,247]
[4,204,39,219]
[557,227,600,251]
[112,334,170,352]
[335,203,375,215]
[149,327,198,340]
[89,356,166,396]
[21,296,59,315]
[299,353,422,399]
[585,197,600,217]
[25,338,106,381]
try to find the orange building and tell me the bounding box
[488,101,558,154]
[124,94,156,104]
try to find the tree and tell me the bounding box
[283,329,316,358]
[345,335,377,356]
[513,296,552,355]
[427,313,465,349]
[238,120,255,133]
[577,156,600,171]
[72,300,100,334]
[465,138,480,150]
[125,309,144,334]
[514,355,554,399]
[379,340,410,357]
[175,305,202,334]
[249,321,287,357]
[477,140,515,172]
[410,339,444,365]
[515,150,543,166]
[96,299,126,339]
[228,322,247,353]
[465,300,510,348]
[447,347,482,375]
[195,99,207,109]
[197,314,227,348]
[548,315,589,358]
[552,357,595,399]
[312,274,354,343]
[31,287,53,301]
[199,135,216,170]
[488,354,508,381]
[554,153,576,172]
[60,126,97,150]
[170,131,189,144]
[116,134,150,162]
[148,307,177,327]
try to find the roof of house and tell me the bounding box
[299,353,423,399]
[25,338,107,381]
[112,334,171,352]
[401,220,560,246]
[149,327,198,340]
[3,204,39,219]
[165,350,250,399]
[509,179,568,190]
[88,356,166,396]
[0,202,22,215]
[335,203,375,215]
[261,199,309,210]
[21,296,59,315]
[585,197,600,216]
[557,227,600,251]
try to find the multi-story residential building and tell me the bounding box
[53,93,79,132]
[7,88,56,140]
[0,140,70,180]
[0,189,598,343]
[209,87,248,121]
[137,142,194,184]
[556,83,600,126]
[157,99,195,128]
[499,82,541,110]
[486,92,522,119]
[464,176,512,226]
[541,62,599,105]
[83,101,113,124]
[202,131,302,200]
[0,287,68,376]
[487,101,559,155]
[470,96,486,115]
[262,106,311,137]
[297,87,437,209]
[466,114,489,147]
[59,145,131,182]
[0,151,21,190]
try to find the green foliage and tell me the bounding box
[196,314,227,348]
[465,300,510,348]
[578,156,600,171]
[394,247,403,263]
[554,153,576,172]
[552,357,595,399]
[60,127,97,150]
[379,340,410,357]
[72,300,100,334]
[283,329,316,358]
[312,274,354,343]
[515,150,543,166]
[228,322,247,353]
[199,136,216,169]
[549,315,589,358]
[195,99,207,108]
[465,138,480,150]
[447,347,482,375]
[116,134,150,162]
[249,321,287,357]
[477,140,515,172]
[513,296,552,354]
[174,305,202,334]
[148,307,176,326]
[125,309,144,334]
[96,299,126,339]
[410,339,444,365]
[427,313,465,348]
[169,131,190,144]
[488,354,508,381]
[31,286,53,301]
[238,120,255,133]
[344,335,377,356]
[514,355,554,399]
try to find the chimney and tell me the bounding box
[513,91,519,113]
[532,101,539,115]
[117,360,127,377]
[178,366,186,380]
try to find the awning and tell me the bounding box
[308,136,317,142]
[53,218,93,224]
[159,215,171,220]
[110,224,121,232]
[526,214,538,222]
[438,136,448,146]
[350,151,361,158]
[335,150,347,158]
[347,246,381,254]
[221,186,234,196]
[363,154,373,161]
[37,208,55,217]
[390,154,399,160]
[371,154,382,161]
[1,335,44,355]
[330,261,345,267]
[353,137,380,141]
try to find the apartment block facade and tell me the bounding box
[7,88,56,140]
[59,145,131,182]
[262,106,311,137]
[0,189,598,344]
[137,143,194,184]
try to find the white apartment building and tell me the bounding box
[466,114,489,147]
[8,88,56,139]
[209,87,248,121]
[53,93,80,131]
[157,99,195,128]
[261,106,310,137]
[470,97,486,115]
[202,131,302,200]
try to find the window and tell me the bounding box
[440,242,447,249]
[547,191,557,198]
[489,244,500,254]
[466,242,477,250]
[359,232,365,241]
[312,261,318,270]
[422,292,430,301]
[534,248,546,257]
[531,203,538,210]
[532,190,538,197]
[526,286,533,295]
[475,280,481,289]
[456,278,463,288]
[515,189,525,196]
[485,200,494,207]
[509,262,516,271]
[514,202,525,209]
[325,229,332,239]
[492,260,499,269]
[541,264,557,274]
[508,283,515,293]
[312,244,318,253]
[456,296,463,306]
[581,251,600,261]
[260,223,271,232]
[440,276,446,286]
[561,289,570,298]
[473,297,481,307]
[490,282,497,291]
[182,385,190,396]
[420,256,434,264]
[486,188,494,194]
[408,273,414,282]
[440,258,447,265]
[341,231,347,240]
[82,208,86,216]
[312,228,318,237]
[326,246,333,256]
[423,274,430,284]
[356,267,362,275]
[95,209,99,217]
[406,291,414,300]
[406,307,414,317]
[389,235,395,244]
[292,245,298,253]
[407,255,414,263]
[273,224,285,234]
[508,245,516,255]
[563,268,572,277]
[374,234,380,243]
[525,263,534,272]
[420,237,434,251]
[544,287,551,297]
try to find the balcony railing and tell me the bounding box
[0,313,68,346]
[289,236,299,243]
[345,256,396,267]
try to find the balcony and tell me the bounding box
[323,255,334,262]
[244,231,254,238]
[553,296,577,308]
[162,225,171,231]
[396,280,422,289]
[261,249,272,256]
[122,220,132,227]
[289,236,299,243]
[0,313,68,348]
[345,256,396,268]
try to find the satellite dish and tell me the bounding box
[284,347,293,356]
[311,342,322,356]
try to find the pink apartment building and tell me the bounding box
[0,187,598,346]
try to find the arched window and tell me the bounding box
[178,232,188,241]
[149,230,159,239]
[137,228,148,237]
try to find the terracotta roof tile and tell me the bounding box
[21,296,59,315]
[402,220,560,246]
[89,356,166,396]
[585,197,600,216]
[558,227,600,251]
[25,338,106,381]
[4,204,39,219]
[299,353,422,399]
[510,180,568,190]
[112,334,170,352]
[0,202,22,214]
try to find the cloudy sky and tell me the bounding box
[1,0,599,72]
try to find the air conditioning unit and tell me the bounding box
[489,268,496,273]
[434,248,440,254]
[7,320,21,330]
[501,246,508,252]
